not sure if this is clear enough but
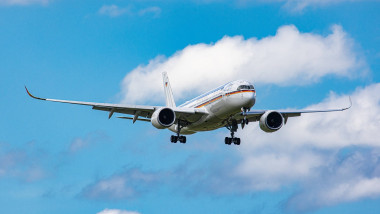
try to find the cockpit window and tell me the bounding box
[237,85,254,90]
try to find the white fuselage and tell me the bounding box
[169,80,256,134]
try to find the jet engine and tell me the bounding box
[151,107,176,129]
[259,111,284,133]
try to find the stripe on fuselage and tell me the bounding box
[195,90,255,108]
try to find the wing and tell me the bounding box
[234,97,352,123]
[25,87,207,123]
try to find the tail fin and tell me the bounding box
[162,72,176,107]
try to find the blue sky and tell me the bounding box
[1,0,380,214]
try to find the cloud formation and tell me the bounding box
[276,0,365,12]
[0,143,47,182]
[99,5,161,18]
[120,25,364,104]
[68,132,109,153]
[285,148,380,211]
[82,168,162,200]
[138,6,161,18]
[99,5,130,17]
[0,0,49,6]
[97,209,140,214]
[198,0,368,12]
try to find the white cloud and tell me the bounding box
[0,144,47,182]
[98,5,130,17]
[97,209,140,214]
[98,5,162,18]
[82,168,161,200]
[285,148,380,211]
[138,6,161,18]
[278,0,365,12]
[0,0,49,6]
[191,0,368,12]
[325,177,380,202]
[84,176,136,199]
[200,0,368,12]
[234,149,324,190]
[68,132,109,153]
[120,25,364,104]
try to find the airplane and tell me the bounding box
[25,72,351,145]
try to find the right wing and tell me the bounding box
[25,87,207,123]
[234,97,352,123]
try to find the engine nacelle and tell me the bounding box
[151,107,176,129]
[259,111,284,133]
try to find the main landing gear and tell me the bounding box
[171,135,186,143]
[225,119,241,145]
[170,120,186,144]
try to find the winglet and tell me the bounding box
[25,86,46,100]
[343,96,352,111]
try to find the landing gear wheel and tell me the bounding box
[179,136,187,144]
[233,138,241,145]
[225,137,240,145]
[225,137,232,145]
[170,135,178,143]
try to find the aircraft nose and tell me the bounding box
[250,92,256,106]
[243,91,256,107]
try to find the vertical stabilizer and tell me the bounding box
[162,72,176,107]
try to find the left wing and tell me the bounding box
[235,97,352,123]
[25,87,207,123]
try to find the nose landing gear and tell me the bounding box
[241,107,250,129]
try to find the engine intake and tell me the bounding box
[259,111,284,133]
[151,107,176,129]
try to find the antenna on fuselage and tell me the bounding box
[162,71,176,107]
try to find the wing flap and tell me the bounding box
[117,116,151,122]
[92,106,154,117]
